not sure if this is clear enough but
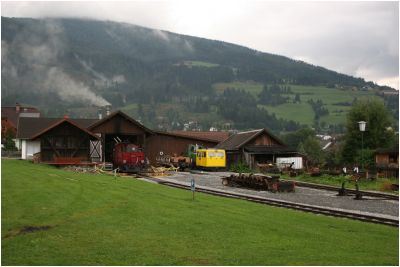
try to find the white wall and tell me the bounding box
[276,157,303,170]
[21,140,40,160]
[14,139,21,150]
[21,140,27,159]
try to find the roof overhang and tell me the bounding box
[88,110,154,135]
[244,145,300,155]
[31,119,100,140]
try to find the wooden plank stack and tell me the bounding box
[222,173,295,193]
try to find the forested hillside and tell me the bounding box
[2,17,397,133]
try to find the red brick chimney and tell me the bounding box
[63,114,69,119]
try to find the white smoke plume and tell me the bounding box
[183,39,194,52]
[45,67,110,106]
[152,29,170,42]
[2,19,111,107]
[112,74,126,84]
[1,41,18,78]
[75,54,126,88]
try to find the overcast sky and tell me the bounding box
[2,0,399,89]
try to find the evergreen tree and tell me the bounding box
[4,129,17,151]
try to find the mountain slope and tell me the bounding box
[1,17,396,132]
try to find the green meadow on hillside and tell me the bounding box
[2,159,398,265]
[213,82,380,126]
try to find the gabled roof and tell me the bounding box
[216,128,285,150]
[2,106,40,126]
[375,145,399,155]
[30,119,100,140]
[172,131,230,143]
[87,110,154,134]
[17,117,98,139]
[154,130,220,144]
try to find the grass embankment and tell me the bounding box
[2,159,398,265]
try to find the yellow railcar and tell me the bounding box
[195,148,226,169]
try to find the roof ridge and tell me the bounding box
[237,129,263,134]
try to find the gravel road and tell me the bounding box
[156,171,399,218]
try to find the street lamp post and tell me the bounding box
[358,121,367,171]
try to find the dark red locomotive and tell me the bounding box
[113,143,147,172]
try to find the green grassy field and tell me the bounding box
[213,81,381,126]
[259,103,315,125]
[2,159,398,265]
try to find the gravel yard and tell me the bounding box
[155,171,399,218]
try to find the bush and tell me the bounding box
[230,161,252,173]
[380,179,395,192]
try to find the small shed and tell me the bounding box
[216,128,301,169]
[26,118,99,164]
[17,117,98,160]
[375,146,399,178]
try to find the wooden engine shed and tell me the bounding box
[87,111,154,163]
[145,131,219,164]
[30,119,100,164]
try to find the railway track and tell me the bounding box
[139,175,399,227]
[283,179,399,200]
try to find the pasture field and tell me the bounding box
[213,81,381,126]
[2,159,398,265]
[258,103,315,125]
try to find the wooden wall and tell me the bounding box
[248,132,282,146]
[375,154,390,165]
[39,122,95,162]
[146,133,217,164]
[90,114,147,135]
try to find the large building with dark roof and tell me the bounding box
[15,110,301,169]
[16,111,221,164]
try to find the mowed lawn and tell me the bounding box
[2,160,398,265]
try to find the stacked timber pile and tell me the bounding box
[62,166,99,173]
[139,165,178,177]
[221,173,295,193]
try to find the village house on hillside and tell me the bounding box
[1,103,40,147]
